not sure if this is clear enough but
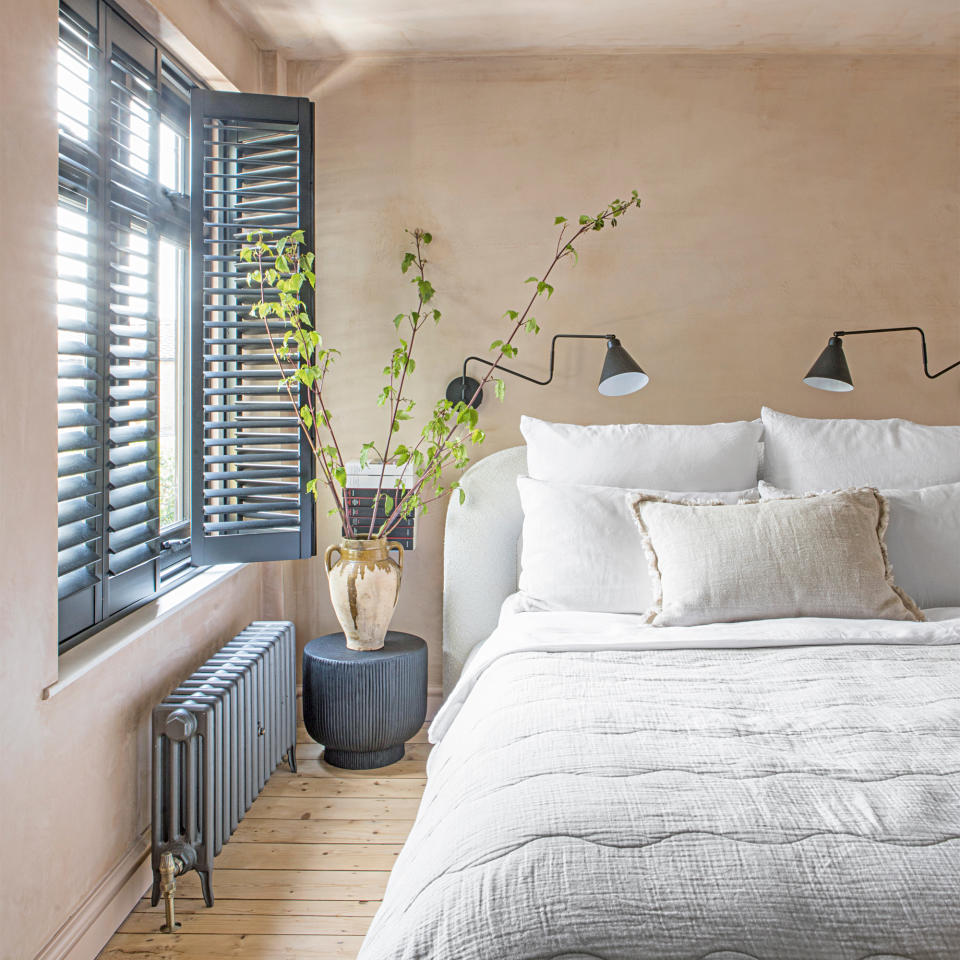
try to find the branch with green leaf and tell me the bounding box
[241,190,641,541]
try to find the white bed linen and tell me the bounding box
[432,604,960,745]
[360,606,960,959]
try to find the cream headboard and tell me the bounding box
[442,445,527,693]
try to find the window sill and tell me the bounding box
[43,563,246,700]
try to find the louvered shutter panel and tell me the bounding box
[104,8,162,612]
[57,3,104,639]
[190,92,316,564]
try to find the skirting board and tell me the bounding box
[34,830,151,960]
[426,684,443,720]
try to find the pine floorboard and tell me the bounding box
[97,722,431,959]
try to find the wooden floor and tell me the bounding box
[98,722,430,959]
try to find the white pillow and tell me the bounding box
[760,480,960,609]
[631,489,923,627]
[517,477,755,613]
[520,416,763,491]
[760,407,960,490]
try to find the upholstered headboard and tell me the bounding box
[442,445,527,693]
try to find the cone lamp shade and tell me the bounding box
[598,337,649,396]
[804,336,854,392]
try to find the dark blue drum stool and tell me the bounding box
[302,632,427,769]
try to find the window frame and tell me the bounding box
[57,0,208,653]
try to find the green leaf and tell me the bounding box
[494,378,505,401]
[524,317,540,334]
[489,339,503,351]
[417,278,435,302]
[299,405,313,430]
[524,276,538,284]
[554,216,567,224]
[422,232,432,244]
[383,495,394,514]
[579,214,591,224]
[393,313,405,329]
[401,251,416,274]
[503,310,518,321]
[459,488,466,505]
[333,466,347,487]
[433,309,441,323]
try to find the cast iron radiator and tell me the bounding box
[150,621,297,917]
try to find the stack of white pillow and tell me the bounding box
[517,408,960,623]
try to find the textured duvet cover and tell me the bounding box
[358,610,960,960]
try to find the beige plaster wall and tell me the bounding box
[284,52,960,692]
[0,1,268,957]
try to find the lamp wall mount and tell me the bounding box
[445,333,648,409]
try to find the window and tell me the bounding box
[56,3,317,649]
[56,0,201,648]
[158,238,188,528]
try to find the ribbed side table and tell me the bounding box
[302,632,427,769]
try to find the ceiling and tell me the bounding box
[219,0,960,60]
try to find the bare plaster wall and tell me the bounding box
[284,53,960,692]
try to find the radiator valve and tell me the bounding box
[159,851,184,934]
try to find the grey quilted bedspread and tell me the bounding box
[358,644,960,960]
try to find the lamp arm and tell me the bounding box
[833,326,960,380]
[461,333,616,389]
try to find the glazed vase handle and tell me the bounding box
[324,543,341,573]
[386,541,405,575]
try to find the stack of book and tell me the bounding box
[343,462,416,550]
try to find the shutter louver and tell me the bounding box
[190,92,315,564]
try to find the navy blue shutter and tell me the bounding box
[103,8,163,614]
[189,91,316,564]
[57,3,105,640]
[58,1,169,642]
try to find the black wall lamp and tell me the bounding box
[804,325,960,392]
[445,333,648,409]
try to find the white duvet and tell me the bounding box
[432,605,960,744]
[360,606,960,960]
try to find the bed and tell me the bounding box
[358,420,960,960]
